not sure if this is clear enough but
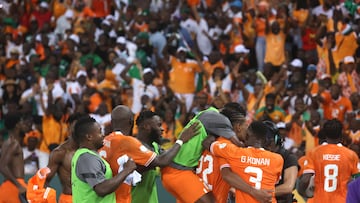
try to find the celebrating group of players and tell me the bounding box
[11,102,359,203]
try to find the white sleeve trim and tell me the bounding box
[303,169,315,174]
[220,164,230,170]
[210,141,219,154]
[144,152,157,167]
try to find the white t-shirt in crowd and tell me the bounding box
[22,147,49,175]
[131,78,159,114]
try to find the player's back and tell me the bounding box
[196,149,230,203]
[54,140,76,194]
[211,141,283,203]
[100,133,127,174]
[230,148,283,203]
[304,143,359,202]
[100,132,156,203]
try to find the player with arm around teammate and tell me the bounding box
[197,103,273,203]
[161,107,240,203]
[71,116,137,202]
[205,121,284,203]
[100,105,199,203]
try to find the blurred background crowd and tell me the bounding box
[0,0,359,177]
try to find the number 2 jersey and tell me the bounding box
[210,141,283,203]
[303,143,359,203]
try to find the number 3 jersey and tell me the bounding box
[210,141,283,203]
[303,143,359,203]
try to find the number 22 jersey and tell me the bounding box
[303,143,359,203]
[196,138,232,203]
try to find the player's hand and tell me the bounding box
[202,135,216,151]
[179,122,201,143]
[123,159,137,173]
[47,83,54,92]
[229,135,245,147]
[252,188,272,203]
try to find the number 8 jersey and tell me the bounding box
[303,143,359,203]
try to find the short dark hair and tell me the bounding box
[248,121,268,140]
[265,93,276,100]
[73,116,97,144]
[263,121,283,146]
[66,113,87,124]
[323,119,343,140]
[136,110,157,127]
[4,114,21,130]
[221,102,246,124]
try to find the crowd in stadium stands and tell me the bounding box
[0,0,360,202]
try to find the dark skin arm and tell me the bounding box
[174,96,187,125]
[298,173,314,198]
[221,168,272,203]
[94,159,136,197]
[0,141,26,193]
[120,60,142,85]
[49,0,55,13]
[202,137,270,202]
[275,166,298,196]
[45,148,64,185]
[327,40,337,76]
[149,122,201,168]
[45,83,54,116]
[120,63,133,85]
[236,76,250,102]
[265,12,271,34]
[315,26,327,47]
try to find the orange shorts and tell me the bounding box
[0,178,27,203]
[161,166,210,203]
[59,193,73,203]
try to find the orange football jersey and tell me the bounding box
[168,56,201,94]
[303,143,359,203]
[196,138,232,203]
[321,92,352,122]
[211,141,283,203]
[99,132,157,203]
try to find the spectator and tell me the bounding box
[121,62,159,114]
[23,130,49,175]
[166,47,203,111]
[264,20,287,76]
[1,79,20,114]
[319,84,352,122]
[255,1,270,71]
[337,56,360,98]
[31,2,53,31]
[255,93,286,123]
